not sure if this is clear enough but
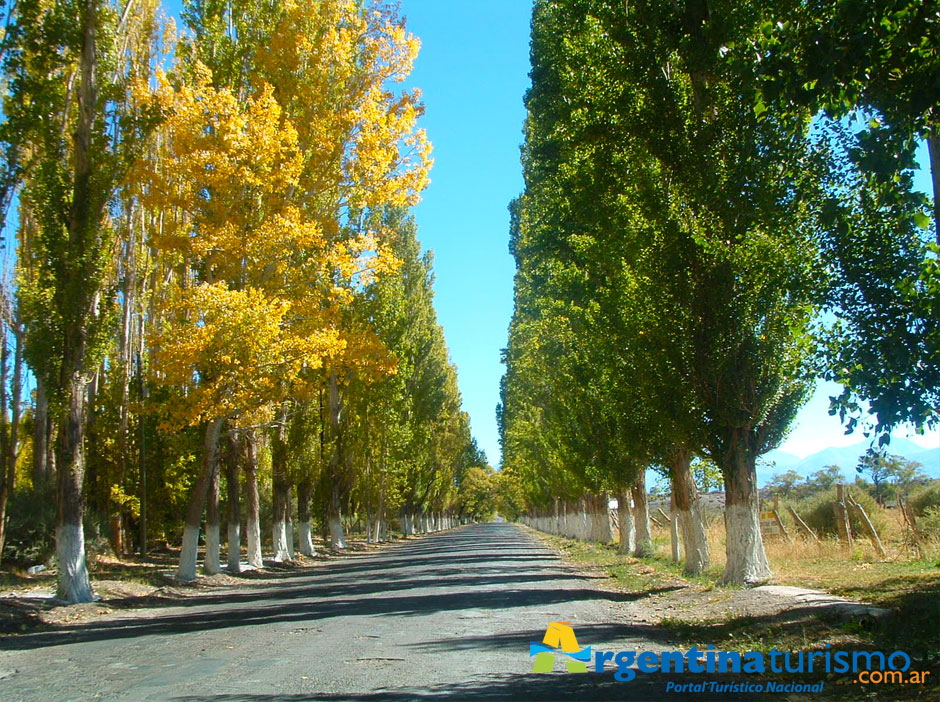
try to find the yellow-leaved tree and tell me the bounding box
[139,0,430,580]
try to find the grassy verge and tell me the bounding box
[528,525,939,700]
[527,525,939,659]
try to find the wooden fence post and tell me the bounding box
[772,495,792,543]
[898,495,926,559]
[788,505,819,542]
[833,484,853,552]
[846,495,886,558]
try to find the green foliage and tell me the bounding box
[919,506,940,537]
[1,486,57,565]
[455,465,497,522]
[767,466,850,502]
[766,470,803,498]
[757,1,940,437]
[856,449,929,505]
[908,481,940,517]
[339,207,473,525]
[493,468,526,521]
[792,487,886,538]
[501,0,821,540]
[691,458,723,494]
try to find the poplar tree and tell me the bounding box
[4,0,161,602]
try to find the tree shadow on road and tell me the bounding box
[0,523,685,652]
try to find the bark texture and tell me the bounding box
[225,432,241,573]
[177,418,224,581]
[720,437,770,585]
[670,450,710,575]
[616,490,635,554]
[632,474,654,558]
[244,430,263,568]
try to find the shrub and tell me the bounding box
[908,481,940,517]
[1,485,57,566]
[791,487,887,538]
[919,506,940,537]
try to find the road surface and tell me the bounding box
[0,522,776,701]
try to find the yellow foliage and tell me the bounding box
[151,283,345,427]
[138,1,431,427]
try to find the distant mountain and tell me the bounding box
[758,449,801,470]
[757,437,939,487]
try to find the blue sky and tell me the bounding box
[397,0,529,466]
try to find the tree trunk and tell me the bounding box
[328,485,346,550]
[631,473,654,558]
[326,375,346,550]
[297,478,315,556]
[225,431,241,573]
[402,510,413,536]
[54,0,108,605]
[670,449,710,575]
[204,456,221,575]
[55,371,94,602]
[32,377,49,490]
[0,327,13,561]
[271,422,291,561]
[719,433,770,586]
[177,418,224,582]
[616,489,635,554]
[928,130,940,245]
[669,493,681,563]
[137,352,147,555]
[244,430,262,568]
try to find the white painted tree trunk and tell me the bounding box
[671,452,710,575]
[632,482,654,558]
[592,500,613,542]
[204,523,221,575]
[246,514,262,568]
[298,521,315,556]
[273,519,290,561]
[402,513,413,536]
[670,497,681,563]
[677,503,710,575]
[329,515,347,550]
[581,504,591,541]
[617,492,635,554]
[286,516,295,557]
[178,418,224,581]
[244,432,263,568]
[55,521,94,602]
[720,442,771,586]
[227,522,241,573]
[178,524,200,582]
[723,503,771,585]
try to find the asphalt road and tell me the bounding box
[0,522,781,701]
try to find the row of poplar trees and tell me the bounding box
[499,0,939,585]
[0,0,491,603]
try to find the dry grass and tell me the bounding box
[641,503,940,591]
[609,507,940,660]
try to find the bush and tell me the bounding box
[2,485,57,566]
[791,487,887,538]
[919,506,940,537]
[908,481,940,517]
